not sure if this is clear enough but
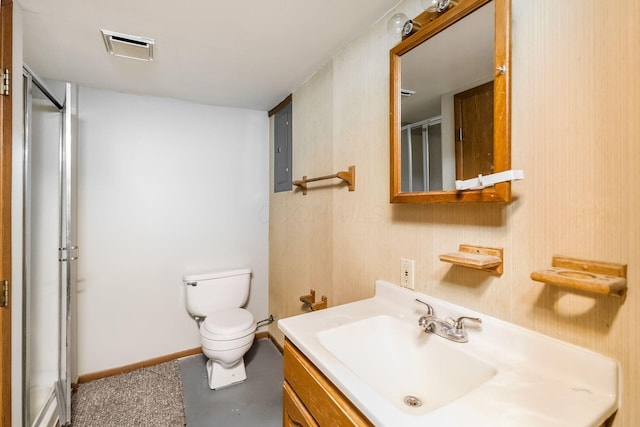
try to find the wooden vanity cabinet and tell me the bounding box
[283,381,318,427]
[283,339,373,427]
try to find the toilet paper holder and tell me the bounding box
[300,289,328,311]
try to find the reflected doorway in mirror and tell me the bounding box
[454,80,494,180]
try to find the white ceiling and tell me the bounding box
[18,0,401,111]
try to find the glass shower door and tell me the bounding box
[401,116,443,192]
[23,70,74,427]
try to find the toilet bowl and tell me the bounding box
[183,268,255,390]
[199,308,256,389]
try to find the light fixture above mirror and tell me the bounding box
[387,13,410,38]
[389,0,511,203]
[422,0,458,13]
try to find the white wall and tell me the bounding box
[77,87,269,375]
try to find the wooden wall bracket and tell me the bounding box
[299,289,316,305]
[299,289,328,311]
[439,244,504,275]
[531,256,627,300]
[311,296,328,311]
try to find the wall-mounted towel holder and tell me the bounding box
[293,165,355,195]
[439,244,504,275]
[531,256,627,300]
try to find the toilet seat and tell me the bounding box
[200,308,256,340]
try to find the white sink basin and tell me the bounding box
[318,315,496,414]
[278,280,620,427]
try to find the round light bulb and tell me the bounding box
[387,13,409,38]
[421,0,439,12]
[422,0,451,12]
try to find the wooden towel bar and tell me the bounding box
[293,165,355,195]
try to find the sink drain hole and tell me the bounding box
[403,395,422,407]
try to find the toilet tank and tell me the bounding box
[184,268,252,317]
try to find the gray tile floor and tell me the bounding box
[178,339,283,427]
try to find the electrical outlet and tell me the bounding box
[401,258,415,289]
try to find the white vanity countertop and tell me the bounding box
[278,280,620,427]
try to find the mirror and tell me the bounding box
[390,0,511,203]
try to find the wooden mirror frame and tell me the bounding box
[390,0,511,203]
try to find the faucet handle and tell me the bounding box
[418,315,429,329]
[453,316,482,332]
[415,298,434,316]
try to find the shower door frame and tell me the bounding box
[22,66,74,427]
[401,116,442,192]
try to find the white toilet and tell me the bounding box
[183,268,256,390]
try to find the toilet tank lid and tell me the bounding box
[183,268,251,282]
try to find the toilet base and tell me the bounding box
[206,358,247,390]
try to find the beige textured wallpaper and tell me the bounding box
[269,0,639,425]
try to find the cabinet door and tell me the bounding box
[283,340,373,426]
[283,381,318,427]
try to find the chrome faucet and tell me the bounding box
[416,299,481,343]
[415,298,434,316]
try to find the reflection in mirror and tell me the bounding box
[401,2,493,191]
[390,0,511,203]
[401,117,442,192]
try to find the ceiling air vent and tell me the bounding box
[100,30,155,61]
